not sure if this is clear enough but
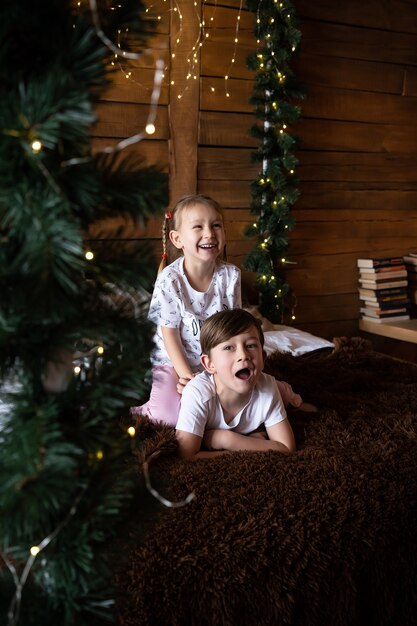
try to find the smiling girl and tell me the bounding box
[133,195,241,425]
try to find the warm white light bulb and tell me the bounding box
[145,123,156,135]
[31,140,42,153]
[30,546,40,556]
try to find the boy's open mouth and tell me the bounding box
[235,368,252,380]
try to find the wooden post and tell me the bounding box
[168,0,201,203]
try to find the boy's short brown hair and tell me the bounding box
[200,309,264,355]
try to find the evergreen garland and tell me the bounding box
[245,0,305,323]
[0,1,167,624]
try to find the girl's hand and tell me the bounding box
[176,373,196,394]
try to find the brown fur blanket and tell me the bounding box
[117,339,417,626]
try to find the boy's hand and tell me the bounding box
[204,427,295,453]
[249,429,268,440]
[204,429,262,451]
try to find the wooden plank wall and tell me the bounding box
[90,6,171,240]
[197,0,258,298]
[291,0,417,338]
[90,0,259,292]
[90,0,417,343]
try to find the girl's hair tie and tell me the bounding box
[165,211,172,220]
[161,252,167,259]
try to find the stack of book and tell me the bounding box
[358,256,410,323]
[403,252,417,314]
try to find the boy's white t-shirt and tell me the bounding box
[148,257,241,369]
[176,371,287,438]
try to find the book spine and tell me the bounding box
[357,257,414,325]
[358,280,408,289]
[359,287,407,296]
[357,257,404,268]
[362,300,410,310]
[360,308,408,317]
[360,315,410,323]
[359,265,406,274]
[359,271,407,281]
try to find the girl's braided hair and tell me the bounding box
[158,194,225,273]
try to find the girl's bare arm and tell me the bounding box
[161,326,194,382]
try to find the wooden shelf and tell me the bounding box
[359,319,417,344]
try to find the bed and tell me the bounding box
[116,331,417,626]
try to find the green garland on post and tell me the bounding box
[245,0,305,323]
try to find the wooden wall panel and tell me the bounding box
[298,152,417,183]
[203,41,254,79]
[92,102,169,139]
[296,0,417,33]
[299,20,417,66]
[200,77,253,112]
[198,147,257,180]
[167,0,201,200]
[297,187,417,210]
[199,111,257,146]
[302,84,417,125]
[298,119,417,153]
[289,1,417,341]
[102,71,169,105]
[198,180,251,208]
[91,0,417,349]
[293,54,406,94]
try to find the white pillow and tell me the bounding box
[263,326,334,356]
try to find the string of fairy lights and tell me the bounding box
[4,488,87,625]
[27,0,303,390]
[2,4,195,622]
[97,0,303,322]
[16,0,303,410]
[3,3,303,616]
[114,0,245,100]
[2,414,193,625]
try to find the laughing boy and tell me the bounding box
[176,309,295,459]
